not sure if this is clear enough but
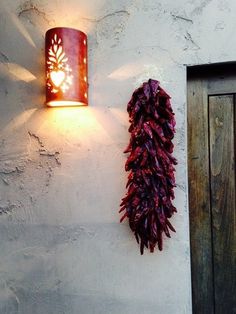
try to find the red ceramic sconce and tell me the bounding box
[45,27,88,107]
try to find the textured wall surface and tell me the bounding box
[0,0,235,313]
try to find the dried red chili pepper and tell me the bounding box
[120,79,177,254]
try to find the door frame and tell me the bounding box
[187,62,236,314]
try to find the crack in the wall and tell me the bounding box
[191,0,212,15]
[28,131,44,148]
[184,32,200,50]
[28,131,61,165]
[171,14,193,24]
[0,161,26,185]
[83,10,130,48]
[0,168,20,175]
[17,0,50,25]
[39,149,61,165]
[0,147,26,183]
[82,10,130,23]
[0,156,25,174]
[27,130,61,188]
[0,51,9,63]
[0,201,17,215]
[0,132,61,191]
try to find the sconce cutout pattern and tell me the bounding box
[46,34,73,94]
[45,27,88,107]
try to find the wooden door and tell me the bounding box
[187,63,236,314]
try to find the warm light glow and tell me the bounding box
[45,107,116,147]
[47,101,88,107]
[44,107,100,141]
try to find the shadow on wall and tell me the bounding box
[0,4,44,131]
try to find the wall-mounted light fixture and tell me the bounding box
[45,27,88,107]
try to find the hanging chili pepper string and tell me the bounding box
[120,79,177,255]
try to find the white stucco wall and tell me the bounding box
[0,1,235,313]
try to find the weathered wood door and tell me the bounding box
[187,63,236,314]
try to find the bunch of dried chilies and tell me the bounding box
[120,79,177,254]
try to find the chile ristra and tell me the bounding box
[120,79,177,254]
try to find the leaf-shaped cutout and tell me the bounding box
[53,44,58,53]
[56,46,63,59]
[49,49,55,56]
[48,56,57,62]
[58,38,61,44]
[58,52,66,63]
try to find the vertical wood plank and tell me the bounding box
[187,79,214,314]
[209,95,236,314]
